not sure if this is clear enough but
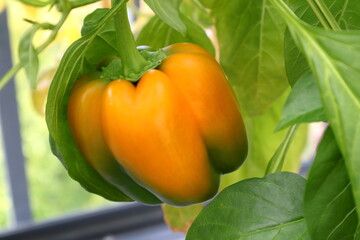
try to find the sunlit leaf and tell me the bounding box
[187,172,310,239]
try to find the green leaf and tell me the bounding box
[221,92,307,188]
[305,127,359,239]
[285,0,360,86]
[180,0,212,28]
[80,8,119,71]
[18,22,54,89]
[136,14,214,56]
[46,0,133,202]
[270,0,360,221]
[81,8,112,37]
[265,125,299,175]
[162,204,203,233]
[18,25,41,89]
[276,72,327,131]
[207,0,289,116]
[144,0,186,35]
[187,172,310,239]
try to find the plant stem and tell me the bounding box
[112,0,148,80]
[37,10,70,52]
[0,10,70,91]
[265,125,299,175]
[314,0,341,31]
[306,0,330,30]
[70,0,99,8]
[0,63,22,90]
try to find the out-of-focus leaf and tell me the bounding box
[162,204,203,234]
[180,0,212,28]
[31,68,55,116]
[202,1,290,116]
[221,91,307,189]
[17,0,50,7]
[18,23,53,89]
[19,25,39,89]
[136,14,214,56]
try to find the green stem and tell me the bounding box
[0,10,70,91]
[70,0,100,8]
[0,63,22,90]
[306,0,330,30]
[265,125,299,175]
[314,0,341,31]
[18,0,50,7]
[112,0,148,80]
[37,10,70,52]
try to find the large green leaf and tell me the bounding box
[75,8,119,73]
[46,0,133,201]
[270,0,360,220]
[221,91,307,188]
[285,0,360,86]
[305,127,359,239]
[187,172,309,239]
[204,0,289,116]
[144,0,186,35]
[136,14,214,56]
[276,72,326,131]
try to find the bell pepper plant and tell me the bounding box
[1,0,360,238]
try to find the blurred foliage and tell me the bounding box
[162,204,203,233]
[0,0,118,229]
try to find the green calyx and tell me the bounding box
[110,2,166,82]
[101,47,167,81]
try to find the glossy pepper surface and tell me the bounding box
[67,43,248,206]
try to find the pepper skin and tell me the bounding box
[102,70,220,205]
[67,73,161,205]
[161,43,248,173]
[68,43,248,206]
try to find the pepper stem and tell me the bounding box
[112,0,148,80]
